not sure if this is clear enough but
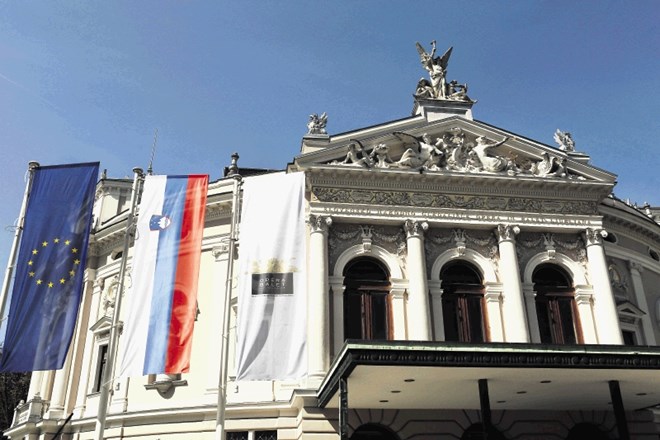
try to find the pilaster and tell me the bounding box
[628,261,657,345]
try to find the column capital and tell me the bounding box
[404,219,428,238]
[308,214,332,234]
[212,242,230,261]
[628,260,644,274]
[495,224,520,243]
[583,228,607,247]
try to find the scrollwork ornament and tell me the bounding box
[308,214,332,234]
[404,220,429,238]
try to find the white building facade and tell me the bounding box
[6,47,660,440]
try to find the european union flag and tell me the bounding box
[0,162,99,372]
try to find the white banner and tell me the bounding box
[235,172,307,381]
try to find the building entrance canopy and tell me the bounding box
[318,341,660,412]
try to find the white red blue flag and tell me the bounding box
[119,174,208,376]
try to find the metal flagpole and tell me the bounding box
[93,167,144,440]
[215,154,242,440]
[0,161,40,332]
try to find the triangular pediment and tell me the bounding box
[294,116,616,185]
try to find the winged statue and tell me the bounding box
[553,129,575,152]
[307,112,328,135]
[416,41,453,99]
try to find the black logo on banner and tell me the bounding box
[252,273,293,295]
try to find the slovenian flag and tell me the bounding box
[119,174,208,376]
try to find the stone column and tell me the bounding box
[495,224,529,342]
[404,220,431,341]
[48,269,96,419]
[307,215,332,383]
[583,228,623,344]
[428,280,444,341]
[628,262,657,345]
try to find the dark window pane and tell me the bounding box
[227,432,248,440]
[255,431,277,440]
[622,330,637,346]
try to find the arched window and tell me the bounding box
[441,261,485,343]
[533,264,581,344]
[343,257,391,340]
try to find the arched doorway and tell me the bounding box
[343,257,392,340]
[440,260,486,342]
[533,264,581,344]
[350,423,400,440]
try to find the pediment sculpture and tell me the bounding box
[415,40,471,102]
[307,112,328,135]
[328,128,581,180]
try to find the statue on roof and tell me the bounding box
[416,40,452,99]
[554,129,575,152]
[307,112,328,135]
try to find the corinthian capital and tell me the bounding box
[308,214,332,233]
[495,224,520,243]
[629,261,644,274]
[583,228,607,246]
[404,220,428,238]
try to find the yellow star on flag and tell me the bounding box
[69,270,75,276]
[74,259,80,265]
[60,278,66,284]
[28,272,35,277]
[36,279,43,285]
[28,260,33,266]
[48,282,54,288]
[71,248,78,254]
[65,240,71,245]
[42,241,48,247]
[54,238,60,243]
[32,249,38,255]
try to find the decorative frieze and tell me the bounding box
[312,187,599,215]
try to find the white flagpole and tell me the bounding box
[93,167,144,440]
[215,154,242,440]
[0,161,40,333]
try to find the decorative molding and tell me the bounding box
[629,261,644,274]
[313,204,601,229]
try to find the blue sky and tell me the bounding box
[1,1,659,261]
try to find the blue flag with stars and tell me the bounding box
[0,162,98,372]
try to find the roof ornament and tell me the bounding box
[306,112,328,135]
[554,129,576,152]
[415,40,470,102]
